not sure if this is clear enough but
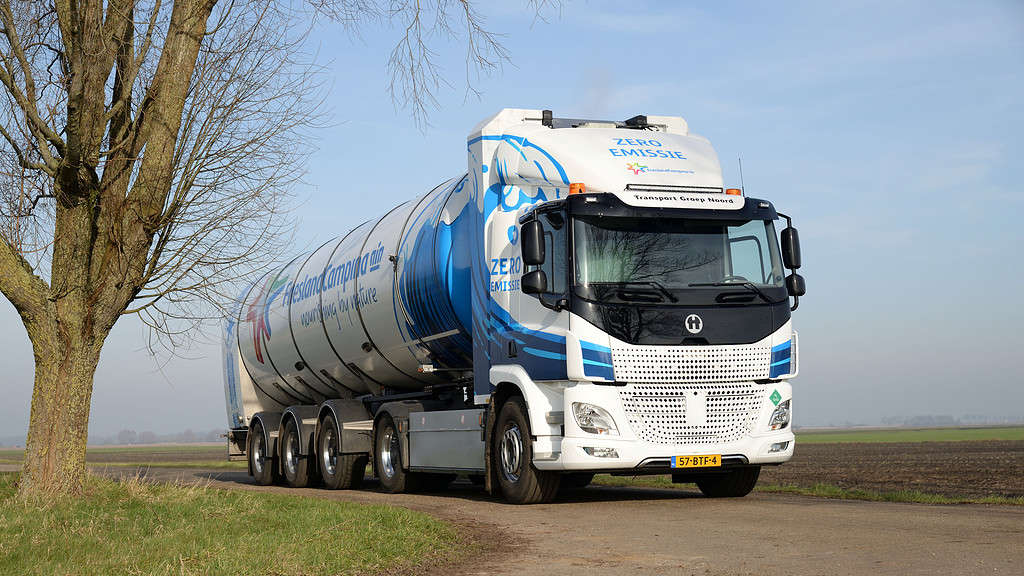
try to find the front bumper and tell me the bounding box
[533,430,795,472]
[530,380,795,472]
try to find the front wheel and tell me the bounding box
[494,397,560,504]
[696,466,761,498]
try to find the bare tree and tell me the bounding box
[0,0,547,499]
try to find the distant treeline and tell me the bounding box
[85,429,226,446]
[0,428,225,448]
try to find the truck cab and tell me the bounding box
[469,109,805,501]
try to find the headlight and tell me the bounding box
[769,399,791,431]
[572,402,618,435]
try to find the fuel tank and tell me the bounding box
[235,176,474,405]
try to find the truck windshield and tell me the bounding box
[573,215,785,303]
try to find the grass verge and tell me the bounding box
[590,474,1024,506]
[0,472,460,576]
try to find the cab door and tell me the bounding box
[505,207,570,380]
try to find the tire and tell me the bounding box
[561,472,595,490]
[374,414,419,493]
[318,412,367,490]
[249,419,277,486]
[494,397,560,504]
[696,466,761,498]
[281,417,312,488]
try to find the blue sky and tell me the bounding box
[1,0,1022,438]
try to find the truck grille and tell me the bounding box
[610,343,771,383]
[618,383,765,444]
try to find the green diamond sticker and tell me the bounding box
[769,389,782,406]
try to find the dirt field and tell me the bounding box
[761,440,1023,499]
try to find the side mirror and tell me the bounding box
[781,226,801,269]
[521,220,545,266]
[522,269,547,295]
[786,273,806,297]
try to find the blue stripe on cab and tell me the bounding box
[769,340,793,377]
[523,347,567,361]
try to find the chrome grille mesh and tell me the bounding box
[619,383,765,444]
[611,344,771,383]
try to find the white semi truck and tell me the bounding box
[222,109,806,504]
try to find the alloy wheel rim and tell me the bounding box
[500,423,523,482]
[252,426,264,474]
[322,425,338,476]
[285,427,299,476]
[381,426,398,479]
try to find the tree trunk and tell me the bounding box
[17,319,103,499]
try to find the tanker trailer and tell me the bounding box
[223,108,807,504]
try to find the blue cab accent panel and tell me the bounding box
[769,340,792,378]
[581,340,614,380]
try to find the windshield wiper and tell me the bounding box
[590,281,679,303]
[688,281,776,304]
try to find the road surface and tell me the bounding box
[102,466,1024,576]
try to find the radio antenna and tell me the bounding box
[738,157,746,194]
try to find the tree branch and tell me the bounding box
[0,230,49,317]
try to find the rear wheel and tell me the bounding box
[494,397,560,504]
[319,412,366,490]
[249,420,276,486]
[374,414,418,493]
[281,417,312,488]
[696,466,761,498]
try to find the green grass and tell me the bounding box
[590,474,1024,506]
[0,472,460,576]
[795,426,1024,444]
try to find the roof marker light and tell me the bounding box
[725,188,743,196]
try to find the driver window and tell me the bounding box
[727,220,769,283]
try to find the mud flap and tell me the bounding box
[483,399,498,495]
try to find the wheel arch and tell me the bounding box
[488,364,562,437]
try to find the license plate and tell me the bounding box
[671,454,721,468]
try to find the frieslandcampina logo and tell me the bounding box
[626,162,647,175]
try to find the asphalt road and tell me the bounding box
[99,466,1024,576]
